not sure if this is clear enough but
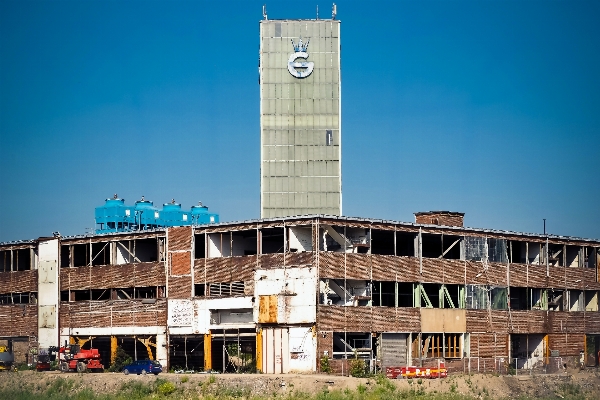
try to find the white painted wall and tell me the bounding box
[38,238,59,349]
[169,297,255,335]
[254,267,317,324]
[288,326,316,372]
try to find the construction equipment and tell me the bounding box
[0,346,16,371]
[57,343,104,373]
[36,347,58,372]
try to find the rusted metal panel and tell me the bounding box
[509,263,529,287]
[318,252,343,278]
[509,310,548,334]
[60,262,165,291]
[285,252,313,267]
[59,300,167,328]
[548,333,585,357]
[168,226,192,251]
[0,305,37,336]
[396,308,421,332]
[0,270,37,293]
[527,265,548,288]
[316,305,346,331]
[168,276,192,299]
[258,295,278,323]
[260,253,285,269]
[470,333,508,357]
[466,310,489,332]
[547,311,586,334]
[344,254,370,280]
[345,307,372,332]
[170,252,191,276]
[585,313,600,333]
[371,307,396,331]
[483,262,508,286]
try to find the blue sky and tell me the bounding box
[1,0,599,242]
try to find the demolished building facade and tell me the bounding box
[1,212,599,373]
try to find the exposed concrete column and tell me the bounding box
[37,238,60,350]
[155,333,167,367]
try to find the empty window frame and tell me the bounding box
[565,245,581,268]
[462,237,487,262]
[91,242,110,266]
[585,291,598,311]
[547,244,564,267]
[0,292,36,304]
[509,241,525,264]
[114,238,159,264]
[465,285,488,310]
[396,232,415,257]
[568,290,584,311]
[332,332,372,359]
[372,281,395,307]
[0,249,33,271]
[60,245,70,268]
[370,230,394,256]
[421,234,442,258]
[261,228,285,254]
[194,284,206,297]
[509,287,528,310]
[194,234,206,259]
[487,238,507,263]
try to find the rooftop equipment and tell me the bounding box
[95,195,218,234]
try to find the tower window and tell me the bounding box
[326,130,333,146]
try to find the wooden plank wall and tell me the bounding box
[0,270,37,293]
[59,262,165,291]
[0,305,37,336]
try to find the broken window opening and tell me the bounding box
[421,234,443,258]
[584,247,597,269]
[91,242,110,266]
[194,284,206,297]
[332,332,372,359]
[510,287,528,310]
[0,292,36,304]
[60,290,70,302]
[72,244,89,267]
[372,281,395,307]
[488,238,507,263]
[288,226,313,252]
[462,237,487,262]
[370,230,394,256]
[510,334,545,369]
[232,230,258,256]
[90,289,110,301]
[73,290,91,301]
[585,291,598,312]
[565,246,580,268]
[530,288,547,310]
[14,249,32,271]
[509,241,525,264]
[490,287,508,310]
[398,282,413,307]
[60,245,70,268]
[441,235,461,260]
[194,234,206,259]
[320,279,371,306]
[207,282,245,297]
[396,232,415,257]
[465,285,488,309]
[0,250,9,272]
[568,290,584,312]
[548,289,564,311]
[548,244,564,267]
[133,238,158,262]
[261,228,285,254]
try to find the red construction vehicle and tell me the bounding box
[57,343,104,373]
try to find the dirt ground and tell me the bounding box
[1,368,600,398]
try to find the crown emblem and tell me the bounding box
[291,38,310,53]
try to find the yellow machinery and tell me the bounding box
[0,346,16,371]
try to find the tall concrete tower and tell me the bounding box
[259,13,341,218]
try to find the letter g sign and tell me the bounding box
[288,51,314,79]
